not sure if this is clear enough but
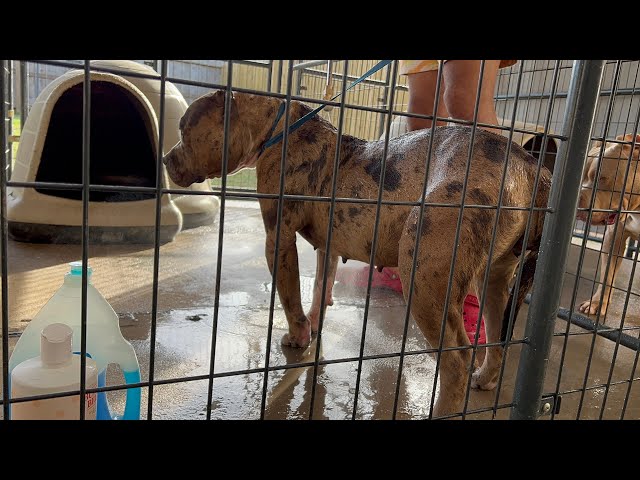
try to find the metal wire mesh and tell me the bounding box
[2,59,639,420]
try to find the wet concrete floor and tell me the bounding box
[2,200,640,419]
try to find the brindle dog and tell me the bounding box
[163,90,551,417]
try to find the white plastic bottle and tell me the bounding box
[9,261,141,420]
[11,323,98,420]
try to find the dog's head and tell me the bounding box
[577,133,640,225]
[163,90,266,187]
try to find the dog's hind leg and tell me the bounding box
[398,206,483,418]
[471,256,517,391]
[308,250,338,333]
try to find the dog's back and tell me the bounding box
[299,125,550,270]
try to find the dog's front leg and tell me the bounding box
[579,223,630,316]
[265,233,311,348]
[307,250,338,333]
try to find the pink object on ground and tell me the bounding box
[337,266,486,344]
[335,266,403,293]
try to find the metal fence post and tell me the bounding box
[510,60,605,420]
[1,59,10,420]
[19,61,27,129]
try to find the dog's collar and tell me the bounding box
[257,102,286,158]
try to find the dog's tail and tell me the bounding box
[501,205,547,343]
[501,249,539,342]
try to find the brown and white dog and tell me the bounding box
[163,90,551,417]
[577,134,640,316]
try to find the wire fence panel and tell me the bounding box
[2,59,640,420]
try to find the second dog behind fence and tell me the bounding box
[577,134,640,316]
[163,90,552,418]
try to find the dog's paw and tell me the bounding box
[281,332,311,348]
[579,299,606,316]
[307,310,320,334]
[471,369,498,391]
[307,297,333,333]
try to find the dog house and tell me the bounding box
[8,60,219,244]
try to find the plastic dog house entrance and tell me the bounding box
[36,81,157,203]
[7,69,184,244]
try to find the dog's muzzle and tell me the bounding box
[163,145,200,187]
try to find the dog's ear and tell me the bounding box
[619,133,640,159]
[209,90,239,122]
[621,133,640,144]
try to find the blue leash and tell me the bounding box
[260,60,393,155]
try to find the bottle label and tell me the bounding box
[12,377,98,420]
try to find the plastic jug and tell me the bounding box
[9,261,141,420]
[11,323,99,420]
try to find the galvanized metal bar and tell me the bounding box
[276,61,283,94]
[510,60,605,420]
[205,62,234,420]
[559,377,640,397]
[302,67,406,92]
[462,60,526,418]
[516,60,537,134]
[525,59,608,421]
[266,60,273,92]
[495,87,640,102]
[428,61,487,420]
[292,60,327,71]
[295,60,303,96]
[7,61,12,179]
[79,60,92,420]
[308,60,350,419]
[493,60,562,418]
[617,64,640,238]
[19,61,27,130]
[619,63,640,420]
[259,63,295,419]
[234,60,271,68]
[3,179,553,212]
[390,63,445,420]
[377,65,393,139]
[523,294,640,351]
[561,61,622,419]
[1,60,10,420]
[146,59,168,420]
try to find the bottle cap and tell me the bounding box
[40,323,73,365]
[68,261,93,278]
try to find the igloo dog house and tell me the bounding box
[8,60,219,244]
